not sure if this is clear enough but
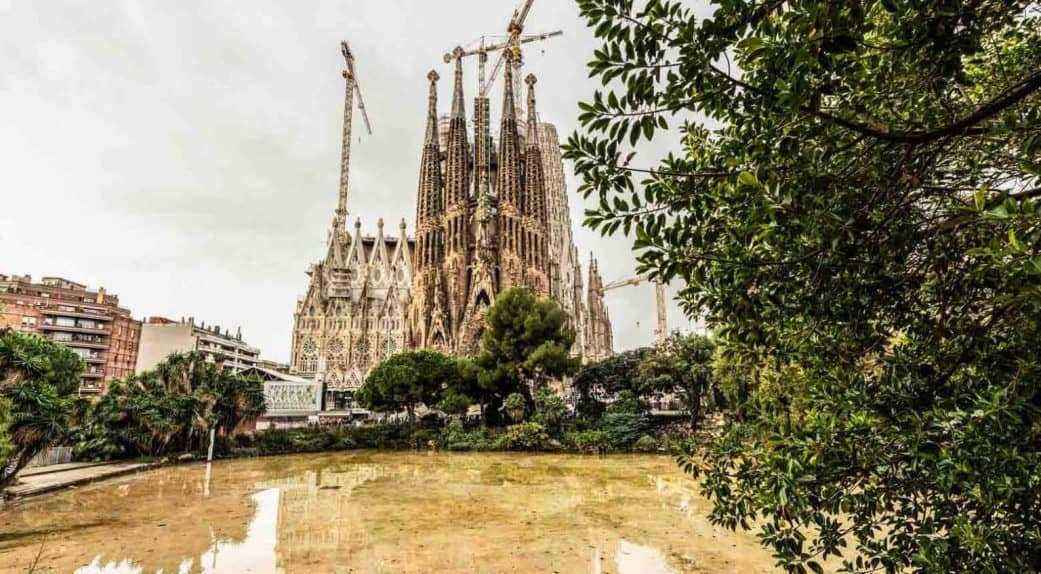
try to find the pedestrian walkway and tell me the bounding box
[18,461,108,478]
[3,461,159,500]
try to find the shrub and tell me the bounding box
[633,435,661,453]
[504,392,527,423]
[409,428,439,450]
[500,422,548,450]
[565,430,610,453]
[443,419,499,451]
[532,386,566,431]
[596,411,652,448]
[255,429,294,455]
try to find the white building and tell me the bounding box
[136,316,261,373]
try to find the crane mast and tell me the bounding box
[335,40,373,231]
[443,30,563,96]
[599,275,669,346]
[441,0,561,111]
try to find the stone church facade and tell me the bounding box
[290,48,612,399]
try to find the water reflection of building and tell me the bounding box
[255,465,387,571]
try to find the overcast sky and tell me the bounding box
[0,0,703,363]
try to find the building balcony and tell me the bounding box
[62,339,109,350]
[40,308,113,321]
[81,371,105,379]
[83,357,105,364]
[40,323,108,335]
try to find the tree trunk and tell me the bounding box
[0,450,25,488]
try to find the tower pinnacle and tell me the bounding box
[424,70,440,143]
[451,51,466,120]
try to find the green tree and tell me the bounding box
[477,287,580,404]
[0,397,15,474]
[567,1,1041,571]
[504,392,527,423]
[532,385,567,431]
[357,350,457,423]
[439,356,483,416]
[640,333,715,431]
[73,352,265,460]
[573,347,654,399]
[0,328,81,486]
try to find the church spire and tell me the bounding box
[496,48,523,210]
[415,70,444,271]
[417,70,443,225]
[524,73,547,224]
[444,56,470,209]
[423,70,440,146]
[521,73,550,296]
[450,49,466,120]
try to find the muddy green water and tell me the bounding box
[0,452,777,573]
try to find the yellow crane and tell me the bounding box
[442,30,563,96]
[335,40,373,228]
[442,0,562,104]
[599,275,668,346]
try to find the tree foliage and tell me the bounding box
[640,333,716,430]
[74,351,265,460]
[0,328,81,486]
[573,347,654,399]
[477,287,580,401]
[568,0,1041,571]
[357,350,458,422]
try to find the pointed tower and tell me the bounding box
[496,48,526,291]
[585,256,613,361]
[409,70,450,350]
[442,52,472,338]
[522,73,550,297]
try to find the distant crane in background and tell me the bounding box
[598,275,668,346]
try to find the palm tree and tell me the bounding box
[0,328,81,486]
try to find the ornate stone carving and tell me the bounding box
[292,45,613,391]
[264,381,321,412]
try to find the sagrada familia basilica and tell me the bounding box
[289,40,613,394]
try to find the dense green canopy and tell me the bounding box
[477,287,580,399]
[74,351,265,460]
[357,350,458,421]
[567,0,1041,571]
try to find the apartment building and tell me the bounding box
[0,274,140,395]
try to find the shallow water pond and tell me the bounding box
[0,452,777,573]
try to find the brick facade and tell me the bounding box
[0,274,140,395]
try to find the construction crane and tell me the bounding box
[335,40,373,228]
[442,30,563,97]
[441,0,561,115]
[599,275,668,346]
[498,0,534,115]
